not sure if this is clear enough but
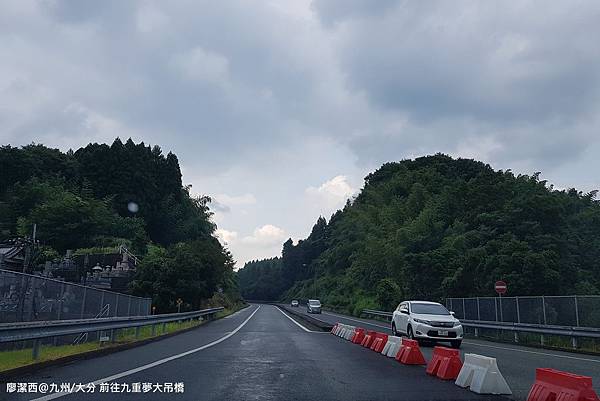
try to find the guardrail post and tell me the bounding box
[494,298,498,322]
[574,296,580,327]
[572,337,577,349]
[81,287,87,318]
[152,324,156,336]
[462,298,466,319]
[111,329,116,343]
[100,291,105,315]
[516,296,520,323]
[135,327,140,339]
[542,296,547,325]
[474,327,479,337]
[162,322,166,333]
[514,331,519,343]
[540,334,545,346]
[476,297,480,320]
[32,339,40,360]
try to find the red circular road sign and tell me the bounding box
[495,280,507,295]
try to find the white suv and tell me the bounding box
[391,301,463,348]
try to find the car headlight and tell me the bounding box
[453,321,462,327]
[414,318,431,325]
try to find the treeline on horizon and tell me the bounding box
[0,139,240,312]
[237,154,600,315]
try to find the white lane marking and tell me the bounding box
[30,305,262,401]
[322,311,390,330]
[275,306,327,333]
[463,340,600,363]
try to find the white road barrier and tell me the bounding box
[344,326,356,340]
[455,354,512,395]
[381,336,402,357]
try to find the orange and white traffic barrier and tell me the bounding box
[361,330,377,348]
[351,327,366,344]
[343,325,356,340]
[526,368,599,401]
[426,346,463,380]
[381,336,401,357]
[455,354,512,395]
[395,338,426,365]
[370,332,388,352]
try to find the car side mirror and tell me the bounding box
[449,311,455,316]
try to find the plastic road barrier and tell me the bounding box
[455,354,512,395]
[395,338,427,365]
[330,323,338,334]
[381,336,402,358]
[351,328,366,344]
[361,330,377,348]
[426,346,463,380]
[526,368,599,401]
[370,332,389,352]
[344,326,356,340]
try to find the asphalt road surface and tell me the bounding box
[290,306,600,401]
[5,304,512,401]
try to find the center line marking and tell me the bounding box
[30,305,262,401]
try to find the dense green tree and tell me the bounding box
[0,140,239,306]
[132,240,235,312]
[238,154,600,315]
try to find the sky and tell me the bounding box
[1,0,600,267]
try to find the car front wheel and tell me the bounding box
[392,323,398,336]
[407,325,414,340]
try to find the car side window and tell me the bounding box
[399,304,408,314]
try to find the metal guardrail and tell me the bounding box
[362,309,392,320]
[361,309,600,348]
[0,307,224,360]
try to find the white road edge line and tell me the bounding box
[30,305,262,401]
[275,306,327,333]
[463,340,600,363]
[322,311,390,330]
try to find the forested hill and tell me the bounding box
[0,139,239,311]
[237,154,600,315]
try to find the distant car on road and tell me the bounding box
[391,301,463,348]
[307,299,322,314]
[291,300,299,307]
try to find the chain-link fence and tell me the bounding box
[446,296,600,328]
[0,269,151,323]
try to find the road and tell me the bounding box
[5,304,511,401]
[290,306,600,401]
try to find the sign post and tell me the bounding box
[177,298,183,313]
[495,281,507,322]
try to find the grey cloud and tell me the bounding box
[325,1,600,123]
[210,200,231,214]
[2,0,600,264]
[311,0,399,27]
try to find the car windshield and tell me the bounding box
[309,300,321,306]
[411,303,450,315]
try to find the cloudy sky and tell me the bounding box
[2,0,600,266]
